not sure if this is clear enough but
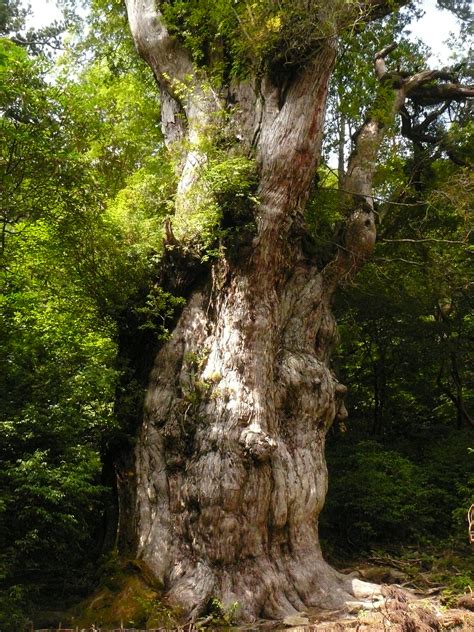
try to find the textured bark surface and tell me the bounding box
[128,40,365,618]
[118,0,471,623]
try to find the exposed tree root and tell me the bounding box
[161,553,384,623]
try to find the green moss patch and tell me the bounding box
[70,561,180,629]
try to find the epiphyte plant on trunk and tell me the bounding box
[118,0,474,622]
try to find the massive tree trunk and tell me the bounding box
[116,0,473,623]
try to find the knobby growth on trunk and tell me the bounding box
[115,0,474,622]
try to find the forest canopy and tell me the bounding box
[0,0,472,628]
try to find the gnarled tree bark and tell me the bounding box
[116,0,473,623]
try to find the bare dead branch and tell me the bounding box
[373,256,424,266]
[381,237,468,245]
[374,42,398,79]
[355,0,411,23]
[469,505,474,544]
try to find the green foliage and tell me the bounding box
[134,286,186,339]
[161,0,235,75]
[172,142,258,258]
[321,87,473,562]
[109,158,175,248]
[198,597,240,628]
[0,9,178,622]
[58,58,163,196]
[0,0,27,34]
[322,432,473,554]
[0,39,89,233]
[305,166,343,262]
[0,35,170,320]
[0,220,118,612]
[162,0,375,80]
[0,585,29,632]
[322,441,433,550]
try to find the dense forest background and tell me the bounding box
[0,0,472,628]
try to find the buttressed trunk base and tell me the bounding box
[134,282,379,621]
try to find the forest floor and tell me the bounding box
[33,548,474,632]
[272,590,474,631]
[32,597,474,632]
[34,584,474,632]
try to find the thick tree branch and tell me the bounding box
[124,0,226,243]
[403,65,474,105]
[124,0,222,145]
[404,68,456,91]
[400,102,450,145]
[417,103,450,129]
[323,43,402,287]
[124,0,193,93]
[324,42,473,290]
[408,82,474,106]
